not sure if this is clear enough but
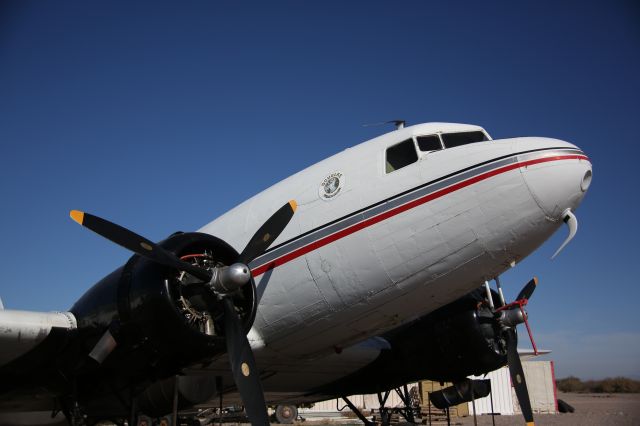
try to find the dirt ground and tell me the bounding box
[223,393,640,425]
[455,393,640,426]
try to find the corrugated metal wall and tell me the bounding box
[301,383,419,413]
[469,361,557,415]
[469,366,515,415]
[520,361,557,414]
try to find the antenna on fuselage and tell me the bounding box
[362,119,406,130]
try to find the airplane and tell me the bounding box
[0,121,592,426]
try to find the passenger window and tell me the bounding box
[386,139,418,173]
[441,131,488,148]
[417,135,442,152]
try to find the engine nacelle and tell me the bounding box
[410,288,508,382]
[66,232,256,408]
[319,288,510,396]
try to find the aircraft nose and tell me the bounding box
[519,139,592,219]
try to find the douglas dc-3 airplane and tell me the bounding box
[0,122,591,426]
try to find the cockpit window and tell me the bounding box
[386,139,418,173]
[416,135,443,152]
[441,131,488,148]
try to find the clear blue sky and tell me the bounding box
[1,1,638,380]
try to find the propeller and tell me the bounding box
[71,200,297,424]
[516,277,537,302]
[223,297,270,425]
[494,277,538,425]
[70,211,212,282]
[239,200,297,264]
[505,328,534,425]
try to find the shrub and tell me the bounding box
[556,376,640,393]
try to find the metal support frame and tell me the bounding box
[129,389,137,426]
[171,375,179,426]
[489,383,496,426]
[377,389,390,407]
[376,390,391,425]
[470,381,477,426]
[216,376,224,426]
[340,395,374,426]
[393,384,419,423]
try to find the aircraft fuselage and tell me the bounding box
[200,123,591,386]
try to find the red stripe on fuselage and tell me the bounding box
[251,154,588,276]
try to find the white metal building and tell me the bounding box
[469,361,558,415]
[300,360,558,421]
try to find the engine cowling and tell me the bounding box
[319,288,510,396]
[413,288,508,382]
[65,232,256,408]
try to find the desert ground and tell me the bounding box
[455,393,640,426]
[287,393,639,426]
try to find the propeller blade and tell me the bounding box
[551,209,578,260]
[70,210,211,282]
[222,298,270,425]
[516,277,538,302]
[239,200,297,264]
[505,328,535,425]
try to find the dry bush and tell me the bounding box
[556,376,640,393]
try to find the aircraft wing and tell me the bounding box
[0,308,77,412]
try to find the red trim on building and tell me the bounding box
[550,360,559,413]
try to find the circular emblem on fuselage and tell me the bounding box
[319,172,344,201]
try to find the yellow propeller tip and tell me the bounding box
[70,210,85,225]
[289,199,298,212]
[533,276,539,285]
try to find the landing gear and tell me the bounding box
[64,401,88,426]
[61,380,89,426]
[136,415,152,426]
[274,404,298,424]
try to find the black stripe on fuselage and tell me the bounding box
[251,146,583,266]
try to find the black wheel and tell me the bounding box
[275,404,298,424]
[136,416,152,426]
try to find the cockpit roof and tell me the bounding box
[359,122,489,151]
[403,122,486,136]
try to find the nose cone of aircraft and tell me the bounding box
[518,138,592,219]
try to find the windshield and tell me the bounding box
[441,131,488,148]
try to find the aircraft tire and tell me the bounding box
[275,404,298,424]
